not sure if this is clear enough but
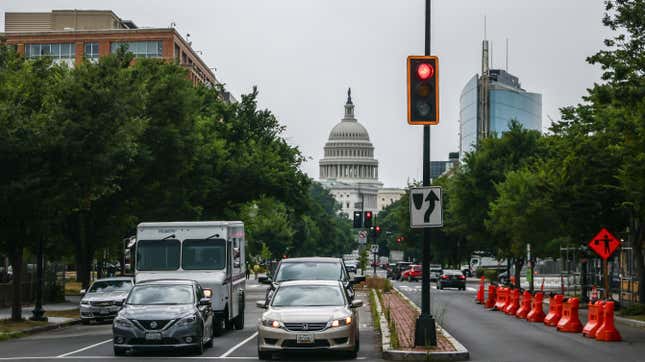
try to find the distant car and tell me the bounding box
[429,264,443,282]
[401,265,422,282]
[256,280,362,360]
[80,277,134,324]
[345,261,357,273]
[437,270,466,290]
[389,262,411,280]
[112,279,214,356]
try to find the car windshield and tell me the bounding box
[182,239,226,270]
[271,285,345,307]
[275,262,342,282]
[136,239,180,271]
[127,284,194,305]
[88,280,132,293]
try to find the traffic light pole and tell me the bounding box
[415,0,437,347]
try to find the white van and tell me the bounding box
[135,221,246,335]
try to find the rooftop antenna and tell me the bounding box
[483,16,487,40]
[505,38,509,71]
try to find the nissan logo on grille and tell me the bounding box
[302,323,308,331]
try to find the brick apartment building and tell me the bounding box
[1,10,233,101]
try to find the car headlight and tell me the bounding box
[261,319,282,328]
[80,300,90,306]
[114,318,133,328]
[176,314,198,327]
[330,316,352,328]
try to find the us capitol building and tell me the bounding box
[319,89,405,218]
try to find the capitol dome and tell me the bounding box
[319,88,379,182]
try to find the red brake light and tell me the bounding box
[459,275,466,280]
[441,275,449,279]
[417,63,434,80]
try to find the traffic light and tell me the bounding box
[364,211,373,228]
[407,55,439,125]
[375,226,382,238]
[353,211,362,228]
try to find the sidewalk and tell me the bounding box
[0,297,79,320]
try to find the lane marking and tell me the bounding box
[56,338,112,357]
[219,331,258,358]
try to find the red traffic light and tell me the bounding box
[417,63,434,80]
[375,226,381,233]
[396,237,401,243]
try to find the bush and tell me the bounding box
[484,269,498,283]
[475,267,485,278]
[620,303,645,316]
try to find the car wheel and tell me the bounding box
[213,317,225,337]
[258,349,272,360]
[438,283,443,290]
[113,347,126,356]
[233,299,245,330]
[225,310,234,330]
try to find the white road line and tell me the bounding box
[56,338,112,358]
[218,331,258,358]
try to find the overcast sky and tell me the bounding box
[1,0,611,188]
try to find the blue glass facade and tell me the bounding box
[459,70,542,160]
[459,75,478,159]
[489,87,542,136]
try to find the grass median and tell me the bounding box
[0,319,47,341]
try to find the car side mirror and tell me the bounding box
[199,298,212,306]
[80,289,86,296]
[259,276,272,285]
[256,300,267,309]
[351,300,363,308]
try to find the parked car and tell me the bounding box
[256,280,362,360]
[261,257,363,302]
[112,279,214,356]
[345,260,358,273]
[80,277,134,324]
[401,265,422,282]
[429,264,443,282]
[437,270,466,290]
[388,262,411,280]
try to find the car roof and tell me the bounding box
[92,277,133,282]
[277,280,342,287]
[135,279,197,286]
[280,257,342,263]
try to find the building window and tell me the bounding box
[84,42,99,61]
[25,43,75,60]
[110,41,163,58]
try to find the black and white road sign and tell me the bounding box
[409,186,443,228]
[370,244,379,254]
[358,231,367,244]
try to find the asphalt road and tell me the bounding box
[394,279,645,362]
[0,278,384,361]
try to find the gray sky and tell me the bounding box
[1,0,610,188]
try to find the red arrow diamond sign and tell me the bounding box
[588,228,621,260]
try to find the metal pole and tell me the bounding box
[603,259,609,300]
[415,0,437,347]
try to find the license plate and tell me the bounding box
[98,309,109,314]
[296,334,314,344]
[145,332,162,341]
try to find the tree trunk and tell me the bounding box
[9,222,25,321]
[514,258,524,289]
[77,211,91,289]
[630,213,644,305]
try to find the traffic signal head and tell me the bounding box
[364,211,373,228]
[407,55,439,125]
[353,211,362,228]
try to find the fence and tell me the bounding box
[0,263,66,308]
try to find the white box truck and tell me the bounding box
[135,221,246,335]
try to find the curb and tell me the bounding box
[615,316,645,329]
[374,287,469,361]
[0,318,82,340]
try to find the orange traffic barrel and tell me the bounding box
[557,297,583,332]
[595,301,621,342]
[544,294,564,326]
[582,301,605,338]
[527,292,546,322]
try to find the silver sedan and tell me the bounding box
[256,280,362,360]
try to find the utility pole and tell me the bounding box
[415,0,437,347]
